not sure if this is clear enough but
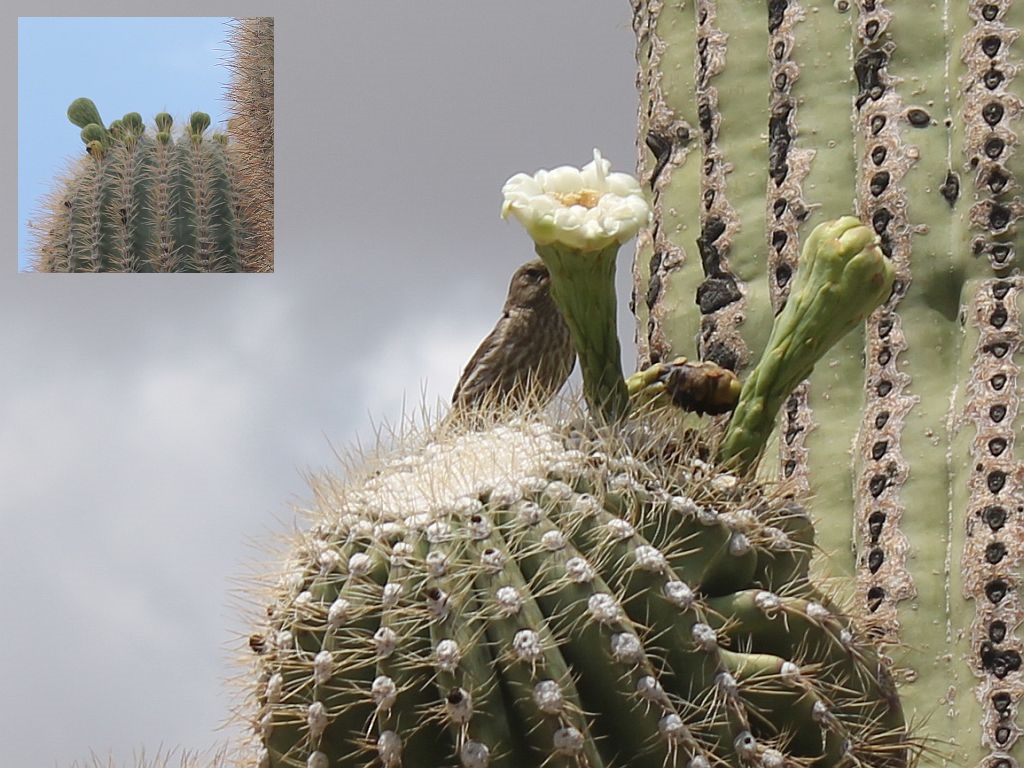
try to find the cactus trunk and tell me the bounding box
[632,2,1023,765]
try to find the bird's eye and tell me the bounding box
[524,268,545,282]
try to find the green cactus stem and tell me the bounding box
[535,241,630,423]
[719,217,894,472]
[632,2,1024,764]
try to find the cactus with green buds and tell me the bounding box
[632,2,1023,765]
[28,17,273,272]
[31,99,248,272]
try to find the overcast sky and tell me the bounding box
[7,3,640,766]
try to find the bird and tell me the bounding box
[451,259,576,415]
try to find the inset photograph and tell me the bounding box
[19,17,273,272]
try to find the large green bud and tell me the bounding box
[247,411,907,767]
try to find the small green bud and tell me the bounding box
[155,113,173,133]
[85,140,104,160]
[80,123,106,147]
[67,97,103,129]
[212,131,229,146]
[190,111,211,137]
[108,119,125,140]
[156,131,172,145]
[122,112,144,134]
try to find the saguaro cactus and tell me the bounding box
[27,17,274,272]
[632,2,1022,765]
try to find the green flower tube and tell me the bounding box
[501,150,652,422]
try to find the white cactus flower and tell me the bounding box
[501,149,651,252]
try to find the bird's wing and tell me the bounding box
[452,309,525,405]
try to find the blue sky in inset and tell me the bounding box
[17,17,231,271]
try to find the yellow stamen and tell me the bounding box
[553,189,602,209]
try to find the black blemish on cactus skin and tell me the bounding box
[854,49,887,108]
[986,167,1009,193]
[983,101,1005,126]
[981,642,1022,678]
[985,541,1007,564]
[989,243,1013,264]
[906,108,931,127]
[775,263,792,288]
[989,304,1008,328]
[867,586,885,612]
[869,171,890,196]
[984,136,1006,159]
[869,473,888,498]
[864,19,880,40]
[767,0,788,34]
[697,217,727,276]
[990,403,1007,423]
[991,373,1007,390]
[645,132,672,189]
[868,548,884,573]
[768,103,793,184]
[878,315,895,339]
[990,621,1007,643]
[988,470,1007,494]
[992,281,1011,300]
[696,277,742,314]
[871,207,892,233]
[985,579,1009,604]
[984,68,1005,90]
[981,34,1003,58]
[982,505,1007,531]
[940,171,960,206]
[989,437,1007,456]
[868,512,886,543]
[982,4,999,21]
[988,202,1011,231]
[993,691,1012,713]
[701,339,739,372]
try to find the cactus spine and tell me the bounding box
[28,17,273,272]
[632,2,1023,765]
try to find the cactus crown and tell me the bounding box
[28,98,262,273]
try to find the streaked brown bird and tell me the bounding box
[451,259,576,413]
